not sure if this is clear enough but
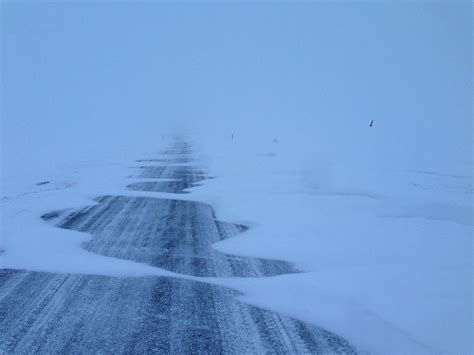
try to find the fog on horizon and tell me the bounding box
[1,1,471,169]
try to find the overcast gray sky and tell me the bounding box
[2,1,471,166]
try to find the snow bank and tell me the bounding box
[188,132,471,354]
[0,140,195,279]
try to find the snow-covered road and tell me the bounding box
[0,142,356,353]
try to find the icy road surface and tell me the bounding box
[0,142,357,354]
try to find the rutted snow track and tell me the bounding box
[0,141,357,354]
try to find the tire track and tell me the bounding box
[0,140,358,354]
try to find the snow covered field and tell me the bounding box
[1,133,470,353]
[191,134,472,354]
[1,1,471,354]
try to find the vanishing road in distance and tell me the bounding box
[0,141,357,354]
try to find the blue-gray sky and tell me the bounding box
[1,1,471,165]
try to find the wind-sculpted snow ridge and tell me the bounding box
[127,165,208,194]
[47,145,296,277]
[0,141,358,354]
[53,195,295,278]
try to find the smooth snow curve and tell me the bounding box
[0,141,357,354]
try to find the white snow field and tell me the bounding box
[1,1,471,354]
[192,134,472,354]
